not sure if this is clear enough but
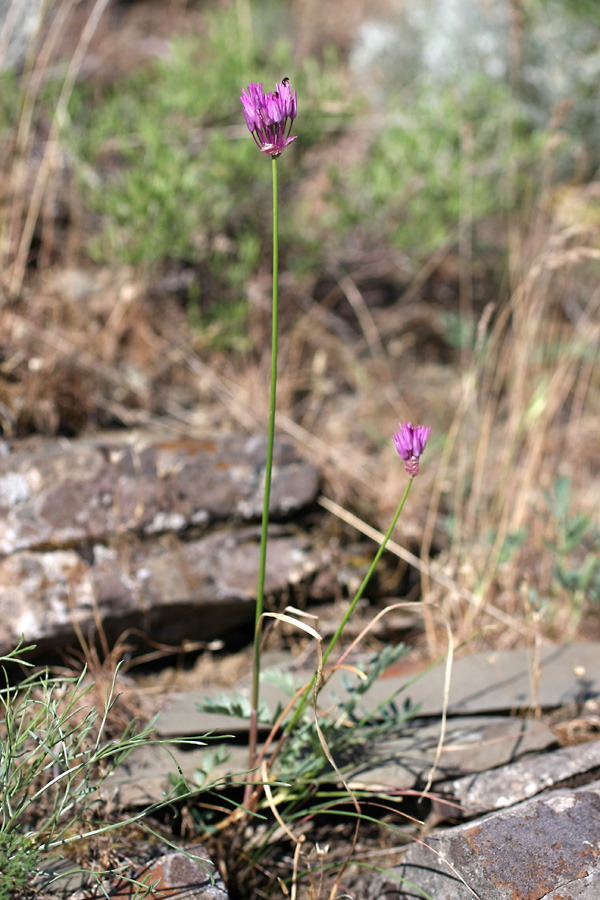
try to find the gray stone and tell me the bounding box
[358,644,600,717]
[108,717,554,811]
[446,736,600,818]
[109,845,228,900]
[0,435,320,554]
[202,643,598,726]
[346,716,556,794]
[367,779,600,900]
[0,435,321,654]
[101,741,250,809]
[153,642,596,748]
[0,0,44,71]
[0,526,320,654]
[54,843,228,900]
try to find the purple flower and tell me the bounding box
[393,421,431,476]
[241,78,297,157]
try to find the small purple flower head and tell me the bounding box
[393,421,431,476]
[241,77,297,157]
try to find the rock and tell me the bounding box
[0,526,320,654]
[372,644,600,717]
[444,734,600,818]
[0,0,44,70]
[58,843,228,900]
[367,777,600,900]
[106,715,556,813]
[0,435,321,654]
[109,845,228,900]
[0,435,319,554]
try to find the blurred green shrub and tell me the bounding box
[64,8,347,346]
[543,475,600,608]
[326,76,552,258]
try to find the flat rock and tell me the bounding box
[0,434,321,654]
[445,735,600,818]
[360,643,600,716]
[114,715,553,810]
[346,716,556,793]
[101,741,251,809]
[109,845,228,900]
[0,525,320,654]
[47,843,228,900]
[153,643,600,738]
[0,435,319,554]
[367,778,600,900]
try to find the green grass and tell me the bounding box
[0,642,218,898]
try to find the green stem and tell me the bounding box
[249,156,279,769]
[287,475,415,730]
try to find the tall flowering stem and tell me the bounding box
[249,155,278,771]
[241,79,297,775]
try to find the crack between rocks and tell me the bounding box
[435,854,484,900]
[537,874,587,899]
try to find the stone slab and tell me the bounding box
[40,844,227,900]
[367,779,600,900]
[102,742,251,809]
[347,716,556,792]
[0,526,320,653]
[0,435,320,555]
[367,643,600,717]
[107,717,555,810]
[446,735,600,817]
[155,643,600,739]
[109,845,228,900]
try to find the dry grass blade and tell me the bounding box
[261,759,304,847]
[336,600,421,668]
[422,615,453,796]
[8,0,112,297]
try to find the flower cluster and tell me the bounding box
[241,78,297,157]
[393,421,431,476]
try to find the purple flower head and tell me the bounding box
[393,421,431,476]
[241,77,297,157]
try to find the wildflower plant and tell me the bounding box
[196,75,434,895]
[285,421,431,730]
[197,401,432,891]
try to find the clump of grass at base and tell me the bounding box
[0,642,215,898]
[0,833,38,900]
[186,640,421,896]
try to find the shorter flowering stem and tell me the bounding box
[323,477,413,666]
[287,476,414,730]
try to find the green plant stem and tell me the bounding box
[249,156,279,772]
[287,476,415,730]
